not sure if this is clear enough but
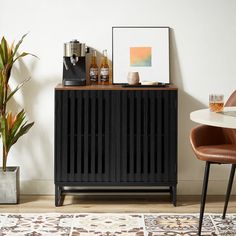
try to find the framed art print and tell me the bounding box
[112,27,170,84]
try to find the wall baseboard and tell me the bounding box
[20,180,236,195]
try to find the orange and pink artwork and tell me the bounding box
[130,47,152,67]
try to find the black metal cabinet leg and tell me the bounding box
[55,185,60,207]
[55,185,63,207]
[170,186,173,202]
[171,185,177,206]
[222,164,236,219]
[198,162,211,236]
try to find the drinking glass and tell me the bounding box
[209,94,224,112]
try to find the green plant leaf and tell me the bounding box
[13,52,38,63]
[12,33,28,59]
[1,37,8,64]
[0,116,8,150]
[2,110,34,152]
[9,110,25,134]
[11,121,34,146]
[0,46,4,69]
[0,72,3,110]
[5,77,31,104]
[8,113,25,147]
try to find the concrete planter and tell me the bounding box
[0,166,19,204]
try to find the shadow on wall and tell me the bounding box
[169,29,207,183]
[8,55,59,182]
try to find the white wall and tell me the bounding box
[1,0,236,195]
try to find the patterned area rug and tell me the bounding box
[0,213,235,236]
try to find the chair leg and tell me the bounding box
[222,164,236,219]
[198,162,211,236]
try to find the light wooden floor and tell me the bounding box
[0,195,236,214]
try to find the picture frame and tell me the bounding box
[112,26,170,84]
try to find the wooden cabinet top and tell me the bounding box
[55,84,178,91]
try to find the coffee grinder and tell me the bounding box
[63,40,89,86]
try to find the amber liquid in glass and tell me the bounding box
[209,102,224,112]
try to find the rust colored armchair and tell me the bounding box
[190,90,236,236]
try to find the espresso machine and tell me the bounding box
[63,40,89,86]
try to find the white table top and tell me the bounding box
[190,106,236,129]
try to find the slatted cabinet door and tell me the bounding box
[114,90,177,185]
[55,90,114,184]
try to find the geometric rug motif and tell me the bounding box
[0,213,236,236]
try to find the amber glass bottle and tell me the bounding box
[89,50,98,85]
[100,50,109,85]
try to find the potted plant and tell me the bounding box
[0,34,35,204]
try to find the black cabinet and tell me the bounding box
[55,85,178,206]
